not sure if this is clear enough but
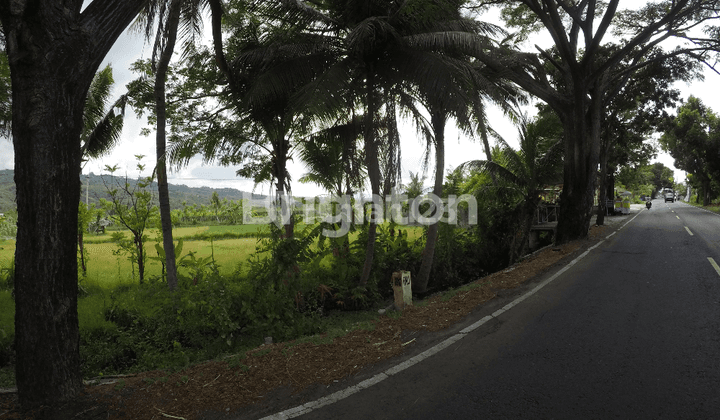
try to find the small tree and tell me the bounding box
[101,156,158,283]
[211,191,222,223]
[462,118,563,263]
[77,202,96,278]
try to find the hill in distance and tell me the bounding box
[0,169,266,212]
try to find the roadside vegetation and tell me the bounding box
[0,150,548,388]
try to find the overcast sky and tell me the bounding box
[1,6,716,198]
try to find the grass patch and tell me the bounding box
[687,201,720,214]
[0,366,14,388]
[76,237,260,287]
[0,290,13,333]
[440,280,485,302]
[0,290,14,387]
[83,225,271,244]
[0,240,14,273]
[286,310,383,347]
[0,291,14,371]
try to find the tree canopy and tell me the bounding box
[465,0,720,241]
[660,96,720,205]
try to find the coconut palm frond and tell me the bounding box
[291,59,354,123]
[405,31,492,57]
[297,139,345,194]
[82,95,127,160]
[346,16,401,59]
[298,115,366,195]
[460,159,524,189]
[427,19,505,38]
[83,65,115,136]
[242,49,335,111]
[178,0,209,59]
[259,0,338,29]
[489,128,532,184]
[81,66,127,161]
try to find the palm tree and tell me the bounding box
[80,65,127,160]
[278,0,508,287]
[461,118,563,263]
[364,4,522,293]
[298,116,366,197]
[415,86,524,291]
[168,6,337,238]
[134,0,210,290]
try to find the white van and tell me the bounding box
[664,190,675,203]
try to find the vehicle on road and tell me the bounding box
[664,188,675,203]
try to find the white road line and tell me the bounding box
[685,226,694,236]
[677,216,680,220]
[708,258,720,277]
[259,221,632,419]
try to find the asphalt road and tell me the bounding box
[292,200,720,419]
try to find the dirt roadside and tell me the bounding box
[0,209,640,420]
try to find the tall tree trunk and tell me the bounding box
[414,111,446,293]
[154,0,182,291]
[382,94,401,197]
[275,135,294,238]
[554,86,603,244]
[0,1,147,408]
[359,70,380,287]
[11,75,85,407]
[477,107,498,186]
[78,230,87,276]
[514,196,541,263]
[596,134,611,226]
[702,177,711,206]
[135,233,146,283]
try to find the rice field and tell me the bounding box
[0,223,424,347]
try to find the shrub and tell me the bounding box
[0,290,13,369]
[0,212,17,238]
[0,257,13,293]
[365,223,422,301]
[240,223,327,339]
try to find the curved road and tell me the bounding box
[285,200,720,419]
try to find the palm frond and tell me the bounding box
[167,117,257,169]
[404,31,493,57]
[240,46,337,111]
[179,0,209,59]
[257,0,338,30]
[83,65,115,137]
[291,58,355,122]
[488,127,531,185]
[459,159,523,190]
[298,115,366,194]
[346,16,401,60]
[82,95,127,160]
